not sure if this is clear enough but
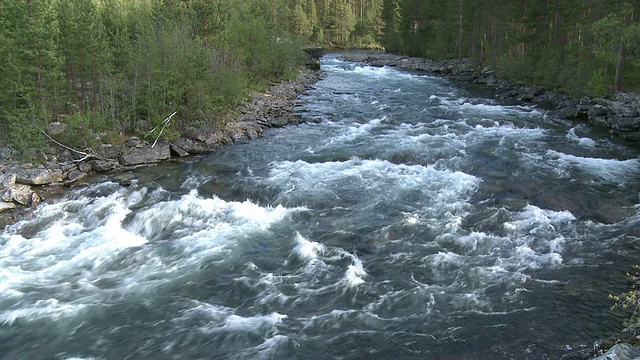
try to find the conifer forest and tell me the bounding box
[0,0,638,147]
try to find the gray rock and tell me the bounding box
[594,343,640,360]
[78,161,93,173]
[204,131,226,146]
[0,173,16,187]
[0,148,16,159]
[173,138,214,154]
[66,170,87,182]
[268,116,290,127]
[245,128,260,140]
[169,144,189,157]
[0,201,16,212]
[619,131,640,141]
[3,184,40,206]
[194,132,209,143]
[14,168,63,185]
[612,117,640,132]
[47,121,68,136]
[89,159,118,172]
[125,136,141,148]
[96,144,128,159]
[590,116,610,127]
[119,142,170,166]
[588,105,609,117]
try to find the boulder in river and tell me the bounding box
[2,184,41,206]
[119,142,171,166]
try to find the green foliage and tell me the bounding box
[588,69,611,97]
[611,265,640,328]
[376,0,640,96]
[0,0,314,147]
[5,111,47,149]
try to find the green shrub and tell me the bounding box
[610,265,640,328]
[588,68,612,97]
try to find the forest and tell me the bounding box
[1,0,639,149]
[379,0,640,97]
[0,0,308,148]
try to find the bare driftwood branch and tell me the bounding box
[41,130,99,162]
[149,111,177,148]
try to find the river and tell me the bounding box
[1,54,640,359]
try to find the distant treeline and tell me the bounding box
[2,0,639,148]
[379,0,640,97]
[288,0,640,96]
[287,0,640,96]
[0,0,307,147]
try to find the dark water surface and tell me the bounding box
[1,55,640,359]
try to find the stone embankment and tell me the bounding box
[0,69,322,225]
[341,52,640,142]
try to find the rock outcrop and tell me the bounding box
[119,141,171,166]
[593,343,640,360]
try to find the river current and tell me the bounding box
[1,55,640,359]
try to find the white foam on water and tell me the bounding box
[232,335,290,360]
[566,127,596,147]
[128,189,299,243]
[507,205,576,235]
[549,236,566,254]
[332,117,386,142]
[178,301,288,336]
[343,256,366,287]
[545,150,640,183]
[220,312,287,332]
[0,298,87,325]
[451,231,507,255]
[293,232,326,261]
[468,123,546,140]
[179,300,235,322]
[430,251,464,269]
[450,292,490,311]
[0,184,304,325]
[402,212,420,225]
[267,159,479,208]
[326,64,396,79]
[512,245,563,270]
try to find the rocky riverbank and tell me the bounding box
[0,69,323,227]
[341,52,640,143]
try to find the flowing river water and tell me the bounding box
[2,55,640,359]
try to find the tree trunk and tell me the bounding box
[613,42,625,92]
[458,0,463,59]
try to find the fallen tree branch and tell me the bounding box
[40,130,98,162]
[149,111,177,148]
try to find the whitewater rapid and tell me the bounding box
[1,54,639,359]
